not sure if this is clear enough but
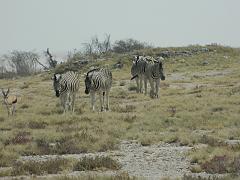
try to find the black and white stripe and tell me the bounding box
[85,68,112,111]
[144,57,165,98]
[131,55,148,93]
[52,71,80,112]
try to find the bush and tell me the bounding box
[5,131,31,145]
[73,156,120,171]
[12,158,70,175]
[112,38,150,53]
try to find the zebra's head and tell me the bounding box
[52,74,62,97]
[157,61,165,81]
[84,73,92,94]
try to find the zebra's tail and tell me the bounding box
[131,75,138,80]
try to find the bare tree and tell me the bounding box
[82,43,93,55]
[102,34,111,53]
[44,48,57,68]
[3,50,39,76]
[82,34,112,56]
[32,57,49,70]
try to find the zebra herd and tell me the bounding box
[131,55,165,98]
[52,68,112,113]
[51,55,165,113]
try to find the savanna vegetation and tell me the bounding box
[0,44,240,179]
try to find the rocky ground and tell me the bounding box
[0,140,228,180]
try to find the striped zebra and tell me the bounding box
[131,55,147,93]
[144,57,165,98]
[84,67,112,111]
[52,71,80,113]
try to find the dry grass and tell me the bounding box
[0,45,240,177]
[73,156,120,171]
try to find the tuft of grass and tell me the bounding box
[201,155,230,174]
[4,131,32,145]
[201,155,240,174]
[20,82,30,89]
[190,164,202,173]
[199,135,225,147]
[112,104,136,113]
[128,84,137,92]
[73,156,120,171]
[20,104,29,109]
[0,116,5,122]
[12,158,71,175]
[28,121,48,129]
[119,81,126,86]
[121,114,137,123]
[0,150,19,167]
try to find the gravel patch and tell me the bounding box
[1,140,229,179]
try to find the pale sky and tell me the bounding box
[0,0,239,55]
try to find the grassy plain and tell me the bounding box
[0,45,240,177]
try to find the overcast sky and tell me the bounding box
[0,0,239,55]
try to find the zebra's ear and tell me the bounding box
[51,74,56,80]
[82,73,87,78]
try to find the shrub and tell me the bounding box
[73,156,120,171]
[119,81,126,86]
[12,158,70,175]
[5,131,31,145]
[28,121,48,129]
[112,105,136,113]
[201,155,230,174]
[128,85,138,92]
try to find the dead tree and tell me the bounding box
[33,57,49,70]
[45,48,57,68]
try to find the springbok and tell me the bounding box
[1,88,18,116]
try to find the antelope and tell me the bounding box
[1,88,18,116]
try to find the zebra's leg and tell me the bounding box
[99,91,104,112]
[102,92,105,111]
[71,93,76,112]
[144,76,148,95]
[90,91,95,111]
[67,92,71,111]
[61,93,68,113]
[135,77,140,93]
[139,76,143,93]
[149,79,155,98]
[155,79,160,98]
[106,90,110,111]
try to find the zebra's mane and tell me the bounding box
[86,68,101,76]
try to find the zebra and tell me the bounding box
[144,57,165,98]
[1,88,18,116]
[131,55,148,93]
[52,71,80,113]
[84,67,112,111]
